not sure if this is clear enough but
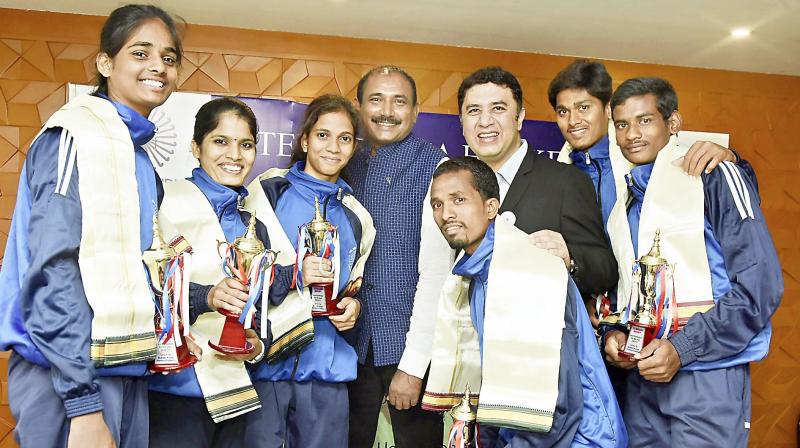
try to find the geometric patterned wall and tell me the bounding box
[1,7,799,447]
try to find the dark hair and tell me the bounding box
[610,77,678,121]
[432,157,499,202]
[193,97,258,146]
[356,65,418,106]
[290,94,360,165]
[458,67,523,114]
[94,4,184,95]
[547,59,612,109]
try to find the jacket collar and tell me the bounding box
[94,93,156,147]
[190,167,248,220]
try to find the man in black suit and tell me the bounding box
[457,66,618,302]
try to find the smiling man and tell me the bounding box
[602,77,782,447]
[344,66,453,448]
[457,66,618,314]
[423,157,625,448]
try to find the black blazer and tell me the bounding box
[500,150,618,297]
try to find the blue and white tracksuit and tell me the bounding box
[146,167,293,448]
[456,222,627,448]
[244,162,367,448]
[623,161,782,447]
[0,94,159,448]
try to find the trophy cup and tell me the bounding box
[619,230,669,360]
[210,214,277,355]
[448,384,478,448]
[143,215,197,373]
[303,197,348,317]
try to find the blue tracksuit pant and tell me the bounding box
[625,364,751,447]
[8,353,149,448]
[245,380,348,448]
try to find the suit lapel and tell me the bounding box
[500,149,535,213]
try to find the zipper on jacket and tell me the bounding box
[290,353,300,380]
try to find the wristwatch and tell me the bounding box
[246,341,266,364]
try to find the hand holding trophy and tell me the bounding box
[143,214,196,373]
[209,213,278,355]
[619,230,677,360]
[297,197,363,317]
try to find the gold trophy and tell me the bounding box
[211,214,277,355]
[619,230,669,360]
[304,197,354,316]
[448,384,478,448]
[143,215,197,373]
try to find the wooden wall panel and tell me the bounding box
[0,7,798,447]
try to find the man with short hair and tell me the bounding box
[546,59,748,406]
[457,66,617,308]
[603,77,782,447]
[423,156,625,447]
[345,66,452,448]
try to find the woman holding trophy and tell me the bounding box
[242,94,375,448]
[0,5,186,447]
[148,97,289,447]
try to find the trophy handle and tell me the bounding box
[217,240,230,259]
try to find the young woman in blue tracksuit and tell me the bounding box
[0,5,184,447]
[148,98,294,447]
[243,94,375,448]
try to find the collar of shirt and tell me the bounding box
[568,134,610,166]
[495,140,528,203]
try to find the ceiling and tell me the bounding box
[2,0,799,76]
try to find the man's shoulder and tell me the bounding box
[405,134,445,159]
[527,151,587,180]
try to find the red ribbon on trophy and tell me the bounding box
[295,197,345,317]
[209,213,278,355]
[619,230,678,360]
[143,215,197,373]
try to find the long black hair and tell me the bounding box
[94,4,184,95]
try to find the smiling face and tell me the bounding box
[357,72,419,148]
[431,169,499,255]
[554,88,610,151]
[301,110,356,183]
[613,93,681,165]
[96,19,179,117]
[460,82,525,171]
[192,113,256,187]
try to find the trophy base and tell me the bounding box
[149,351,198,373]
[208,309,255,355]
[149,323,198,373]
[310,283,344,317]
[618,322,658,361]
[311,308,345,317]
[208,339,255,355]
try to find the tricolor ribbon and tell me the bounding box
[447,420,481,448]
[294,222,339,295]
[219,243,277,338]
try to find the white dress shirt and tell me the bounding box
[398,158,456,378]
[495,140,529,204]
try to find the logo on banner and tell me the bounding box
[144,108,178,168]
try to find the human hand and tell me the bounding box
[68,412,115,448]
[675,141,736,176]
[208,278,249,315]
[603,330,638,370]
[528,230,570,266]
[302,256,334,286]
[184,333,203,362]
[328,297,360,331]
[636,338,681,383]
[387,369,423,410]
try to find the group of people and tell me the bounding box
[0,3,783,448]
